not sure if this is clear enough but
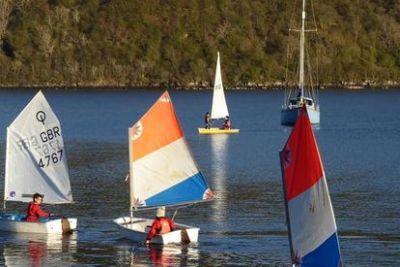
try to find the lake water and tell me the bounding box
[0,89,399,266]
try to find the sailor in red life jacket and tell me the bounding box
[145,206,175,245]
[26,193,54,222]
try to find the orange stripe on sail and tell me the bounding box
[129,91,184,161]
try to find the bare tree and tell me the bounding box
[0,0,12,42]
[36,16,55,59]
[54,5,69,24]
[37,25,55,57]
[216,20,231,40]
[14,0,32,12]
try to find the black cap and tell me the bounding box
[33,193,44,199]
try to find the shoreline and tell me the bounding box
[0,84,399,91]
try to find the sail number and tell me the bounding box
[38,149,63,168]
[16,127,63,156]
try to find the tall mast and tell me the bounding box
[299,0,306,100]
[279,151,296,266]
[128,128,134,218]
[3,129,8,211]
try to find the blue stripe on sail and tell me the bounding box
[301,232,341,267]
[145,172,208,207]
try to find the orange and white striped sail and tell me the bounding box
[129,91,213,208]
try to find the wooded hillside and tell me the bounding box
[0,0,399,88]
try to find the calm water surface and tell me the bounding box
[0,89,399,266]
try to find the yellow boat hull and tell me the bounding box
[198,128,240,134]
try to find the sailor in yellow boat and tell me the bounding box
[204,112,211,129]
[222,116,231,130]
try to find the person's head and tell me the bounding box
[33,193,44,204]
[205,112,210,116]
[156,207,166,218]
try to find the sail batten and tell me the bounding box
[130,91,213,208]
[210,52,229,120]
[4,91,73,204]
[280,106,341,266]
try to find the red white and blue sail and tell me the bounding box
[129,91,213,209]
[280,106,342,266]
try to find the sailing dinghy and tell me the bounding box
[114,91,213,245]
[0,91,77,234]
[198,52,239,134]
[279,106,341,266]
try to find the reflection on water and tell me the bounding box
[146,245,199,267]
[114,243,199,267]
[2,233,77,266]
[0,90,399,265]
[209,134,229,224]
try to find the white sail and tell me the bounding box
[210,52,229,120]
[4,91,73,204]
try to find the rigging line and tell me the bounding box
[306,38,319,103]
[310,0,320,104]
[171,203,194,221]
[284,32,291,105]
[310,0,319,32]
[288,0,300,100]
[305,44,315,98]
[172,209,178,221]
[315,35,320,105]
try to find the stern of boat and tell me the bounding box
[281,106,320,126]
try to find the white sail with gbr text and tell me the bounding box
[5,91,73,204]
[211,52,229,120]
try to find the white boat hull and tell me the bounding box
[114,216,199,245]
[281,106,320,126]
[0,215,77,234]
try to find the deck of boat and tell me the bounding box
[198,128,239,134]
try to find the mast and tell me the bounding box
[279,151,295,266]
[299,0,306,101]
[3,128,8,211]
[128,128,134,219]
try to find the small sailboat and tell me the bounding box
[279,106,342,266]
[114,91,213,245]
[281,0,320,126]
[0,91,77,234]
[198,52,239,134]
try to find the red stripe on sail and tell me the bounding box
[281,106,324,201]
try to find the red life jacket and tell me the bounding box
[146,217,175,241]
[26,202,50,222]
[159,218,171,234]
